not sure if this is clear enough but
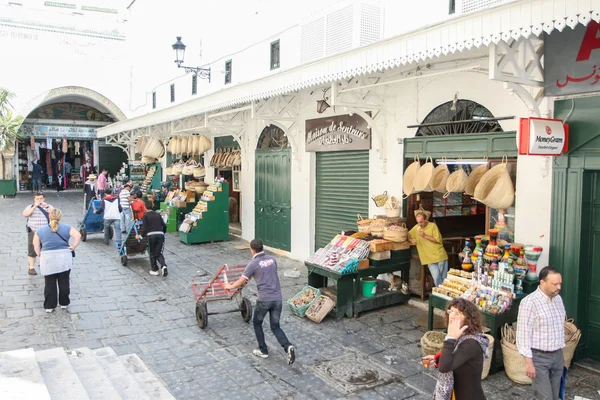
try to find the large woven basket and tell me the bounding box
[167,138,176,154]
[465,160,489,195]
[182,160,198,175]
[187,136,195,155]
[199,136,212,155]
[195,182,209,194]
[481,334,495,380]
[413,156,435,192]
[403,155,421,198]
[383,223,407,243]
[473,156,514,209]
[420,331,446,357]
[563,319,582,368]
[180,137,189,156]
[193,165,206,178]
[135,137,146,155]
[357,214,373,234]
[444,168,468,198]
[431,160,450,193]
[501,340,532,384]
[172,160,185,175]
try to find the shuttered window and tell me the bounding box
[315,150,369,250]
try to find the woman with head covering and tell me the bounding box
[83,174,98,209]
[32,208,81,313]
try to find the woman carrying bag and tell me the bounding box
[423,298,489,400]
[33,208,81,313]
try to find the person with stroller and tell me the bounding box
[136,209,168,277]
[95,188,122,247]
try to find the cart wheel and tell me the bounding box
[109,226,114,240]
[240,297,252,323]
[120,255,127,266]
[80,228,87,242]
[195,302,208,329]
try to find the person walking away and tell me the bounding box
[130,191,147,222]
[95,188,122,247]
[423,298,489,399]
[32,208,81,313]
[516,266,566,400]
[97,168,108,199]
[83,174,98,209]
[32,160,43,192]
[137,209,168,277]
[224,239,295,364]
[119,183,133,234]
[22,192,53,275]
[408,211,448,286]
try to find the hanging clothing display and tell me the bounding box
[75,141,80,155]
[62,136,68,153]
[34,142,41,160]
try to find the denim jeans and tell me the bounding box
[428,259,448,286]
[120,208,132,233]
[104,219,122,246]
[253,300,292,354]
[32,177,42,191]
[98,190,105,199]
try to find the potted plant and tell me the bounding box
[0,88,24,196]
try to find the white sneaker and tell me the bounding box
[60,305,68,309]
[287,346,296,365]
[45,309,54,313]
[162,266,168,277]
[149,270,159,276]
[252,349,268,359]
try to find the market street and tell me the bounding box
[1,191,598,400]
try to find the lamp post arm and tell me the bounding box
[178,65,211,81]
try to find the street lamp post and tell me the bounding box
[172,36,211,82]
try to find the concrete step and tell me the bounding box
[67,347,122,400]
[118,354,176,400]
[0,348,51,400]
[35,347,90,400]
[92,348,151,400]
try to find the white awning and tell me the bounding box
[98,0,599,138]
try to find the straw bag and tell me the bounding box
[357,214,373,234]
[413,156,435,192]
[232,150,242,166]
[187,136,196,155]
[384,196,401,218]
[501,323,532,384]
[195,181,209,194]
[167,139,176,154]
[431,157,450,193]
[414,206,432,220]
[143,137,165,159]
[563,319,582,368]
[193,165,206,178]
[180,137,189,156]
[403,155,420,198]
[135,136,146,155]
[172,160,185,175]
[165,166,174,176]
[473,155,514,209]
[465,158,489,196]
[372,191,388,207]
[420,331,446,357]
[383,223,407,243]
[444,167,468,198]
[199,136,212,155]
[182,159,198,175]
[481,334,494,380]
[141,156,157,164]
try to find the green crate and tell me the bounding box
[287,286,321,318]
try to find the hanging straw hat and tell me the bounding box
[414,206,432,220]
[473,155,515,209]
[167,138,175,154]
[187,136,195,155]
[135,137,146,155]
[403,155,421,198]
[192,136,201,155]
[444,167,468,198]
[466,157,489,196]
[88,174,97,180]
[180,137,189,156]
[431,157,450,193]
[198,136,212,155]
[413,156,435,192]
[142,138,164,159]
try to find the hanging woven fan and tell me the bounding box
[210,149,219,167]
[180,137,189,156]
[167,138,176,154]
[135,137,147,155]
[187,136,195,155]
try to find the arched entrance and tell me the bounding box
[416,99,503,136]
[255,125,291,251]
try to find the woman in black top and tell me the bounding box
[424,298,489,400]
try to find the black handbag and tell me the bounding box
[55,230,75,258]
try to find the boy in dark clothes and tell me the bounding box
[137,210,168,277]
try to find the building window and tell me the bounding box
[225,60,232,84]
[449,0,455,14]
[270,40,280,70]
[152,91,156,109]
[170,84,175,103]
[191,74,198,95]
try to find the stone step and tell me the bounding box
[35,347,90,400]
[0,348,51,400]
[92,348,151,400]
[118,354,176,400]
[67,347,122,400]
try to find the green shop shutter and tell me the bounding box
[315,151,369,250]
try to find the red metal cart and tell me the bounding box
[192,264,252,329]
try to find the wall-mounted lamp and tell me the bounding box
[172,36,211,82]
[316,88,331,114]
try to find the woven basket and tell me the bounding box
[466,160,489,195]
[357,214,373,234]
[501,340,532,384]
[141,156,156,164]
[199,136,212,155]
[372,191,388,207]
[182,159,198,175]
[172,160,185,175]
[383,223,407,242]
[193,165,206,178]
[563,319,582,368]
[195,182,209,194]
[167,139,176,154]
[232,150,242,166]
[165,166,174,175]
[135,137,146,155]
[180,137,189,156]
[403,155,421,198]
[187,136,195,155]
[481,334,495,380]
[431,159,450,193]
[420,331,446,357]
[385,208,401,217]
[473,156,514,209]
[414,156,435,192]
[444,168,468,198]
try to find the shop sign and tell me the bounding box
[518,118,569,156]
[21,124,97,139]
[305,114,371,152]
[545,20,600,96]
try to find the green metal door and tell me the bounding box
[255,149,291,251]
[315,151,369,250]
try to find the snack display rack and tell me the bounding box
[179,181,230,244]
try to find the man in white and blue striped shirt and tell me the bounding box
[119,183,133,234]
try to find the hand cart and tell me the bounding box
[192,264,252,329]
[77,199,113,242]
[118,220,148,266]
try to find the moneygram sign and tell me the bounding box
[518,118,569,156]
[305,113,371,152]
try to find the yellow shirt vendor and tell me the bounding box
[408,211,448,286]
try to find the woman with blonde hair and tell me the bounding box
[33,208,81,313]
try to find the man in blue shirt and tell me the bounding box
[225,239,295,364]
[32,160,43,192]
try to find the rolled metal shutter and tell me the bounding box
[315,150,369,250]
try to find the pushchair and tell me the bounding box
[77,199,113,242]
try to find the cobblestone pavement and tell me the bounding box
[1,191,598,400]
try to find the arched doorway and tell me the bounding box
[416,99,503,136]
[255,125,291,251]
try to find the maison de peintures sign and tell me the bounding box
[305,114,372,152]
